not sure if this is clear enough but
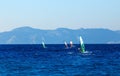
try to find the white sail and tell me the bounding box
[42,41,46,48]
[80,36,83,45]
[64,41,68,48]
[70,41,73,48]
[79,36,85,53]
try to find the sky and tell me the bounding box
[0,0,120,32]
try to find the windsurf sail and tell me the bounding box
[79,36,85,53]
[70,41,73,48]
[64,41,68,48]
[42,41,46,48]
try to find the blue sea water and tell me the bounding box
[0,44,119,76]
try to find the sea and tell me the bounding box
[0,44,119,76]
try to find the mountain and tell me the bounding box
[0,26,120,44]
[116,30,120,34]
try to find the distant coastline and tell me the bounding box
[0,26,119,44]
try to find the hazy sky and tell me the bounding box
[0,0,120,32]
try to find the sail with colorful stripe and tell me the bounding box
[79,36,85,53]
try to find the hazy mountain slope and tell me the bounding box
[0,27,119,44]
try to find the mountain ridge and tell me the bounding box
[0,27,120,44]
